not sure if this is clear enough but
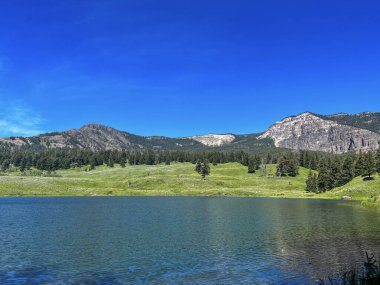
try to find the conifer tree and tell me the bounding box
[330,157,343,187]
[340,156,354,185]
[1,159,10,172]
[201,160,210,179]
[276,156,286,177]
[354,153,366,177]
[312,173,318,193]
[376,148,380,175]
[195,159,202,174]
[317,157,333,192]
[306,169,314,192]
[306,169,318,193]
[248,158,255,174]
[254,155,261,170]
[362,151,376,179]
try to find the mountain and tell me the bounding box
[0,124,205,151]
[0,112,379,153]
[259,112,380,154]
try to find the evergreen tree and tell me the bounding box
[340,156,354,185]
[201,160,210,179]
[195,159,202,174]
[306,169,313,192]
[287,155,299,177]
[254,155,261,170]
[306,169,318,193]
[312,174,318,193]
[107,158,114,168]
[354,153,366,177]
[276,156,287,177]
[248,158,255,174]
[376,148,380,175]
[1,159,10,171]
[362,151,376,179]
[317,157,333,192]
[330,157,343,187]
[276,154,299,177]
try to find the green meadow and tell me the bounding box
[0,162,379,206]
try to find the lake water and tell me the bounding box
[0,197,380,284]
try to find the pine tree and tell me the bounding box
[306,169,314,192]
[362,151,376,180]
[195,159,202,174]
[306,169,318,193]
[330,157,343,187]
[1,159,10,172]
[354,153,366,177]
[201,160,210,179]
[317,157,333,192]
[107,158,114,168]
[248,158,255,174]
[287,155,299,177]
[276,154,299,177]
[276,156,286,177]
[376,148,380,175]
[340,156,354,185]
[312,174,318,193]
[254,155,261,170]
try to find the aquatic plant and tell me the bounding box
[318,252,380,285]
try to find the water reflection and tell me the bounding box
[0,197,379,284]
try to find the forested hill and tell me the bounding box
[318,112,380,134]
[0,112,379,154]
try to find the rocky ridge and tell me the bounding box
[258,112,380,153]
[189,134,236,146]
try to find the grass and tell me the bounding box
[321,174,380,207]
[0,163,378,205]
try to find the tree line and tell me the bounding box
[0,148,276,173]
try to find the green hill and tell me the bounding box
[0,163,378,207]
[322,173,380,206]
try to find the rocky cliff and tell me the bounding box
[259,112,380,153]
[190,134,236,146]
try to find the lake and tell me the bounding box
[0,197,379,284]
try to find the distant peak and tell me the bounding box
[80,123,111,130]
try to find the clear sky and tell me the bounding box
[0,0,379,137]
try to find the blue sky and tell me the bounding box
[0,0,379,137]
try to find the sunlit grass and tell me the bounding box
[0,163,378,206]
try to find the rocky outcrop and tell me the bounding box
[259,112,380,153]
[190,134,236,146]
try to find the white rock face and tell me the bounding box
[259,112,380,153]
[190,134,236,147]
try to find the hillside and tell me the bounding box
[0,163,315,197]
[321,112,380,134]
[322,173,380,205]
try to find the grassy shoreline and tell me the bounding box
[0,163,378,206]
